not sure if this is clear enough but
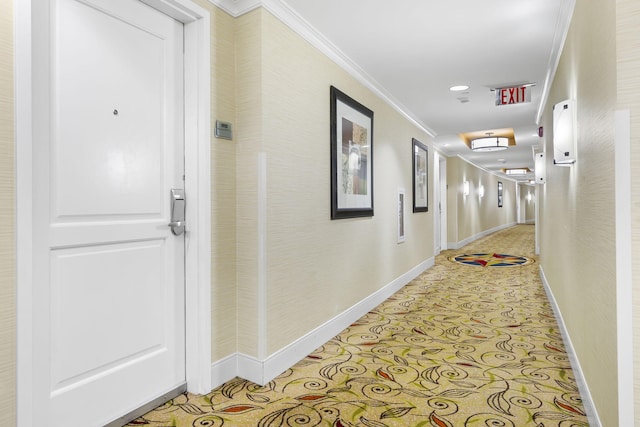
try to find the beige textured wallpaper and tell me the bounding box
[615,0,640,421]
[192,0,239,361]
[235,9,263,357]
[538,0,618,424]
[0,0,15,425]
[235,9,435,356]
[446,157,517,247]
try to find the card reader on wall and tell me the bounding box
[215,120,233,140]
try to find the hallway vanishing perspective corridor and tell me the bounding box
[130,225,589,426]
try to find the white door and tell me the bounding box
[31,0,185,425]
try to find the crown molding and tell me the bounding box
[263,0,437,138]
[207,0,261,17]
[456,154,522,184]
[535,0,576,124]
[206,0,437,138]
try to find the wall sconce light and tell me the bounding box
[553,99,577,166]
[478,185,485,198]
[527,193,532,202]
[463,181,470,196]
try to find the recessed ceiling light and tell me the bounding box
[450,85,469,91]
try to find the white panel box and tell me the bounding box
[553,99,577,165]
[535,152,546,184]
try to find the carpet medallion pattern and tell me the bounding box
[130,225,588,426]
[449,253,534,267]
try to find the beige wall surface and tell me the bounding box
[616,0,640,422]
[538,0,618,424]
[519,184,535,224]
[446,157,517,246]
[235,9,263,357]
[0,0,14,425]
[188,0,239,361]
[235,9,435,356]
[192,0,239,361]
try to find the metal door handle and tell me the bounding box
[169,189,186,235]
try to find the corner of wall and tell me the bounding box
[233,7,264,358]
[0,0,16,424]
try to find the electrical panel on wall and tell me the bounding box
[553,99,576,166]
[534,152,546,184]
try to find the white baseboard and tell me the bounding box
[448,222,517,250]
[539,266,601,427]
[210,257,435,388]
[210,353,239,387]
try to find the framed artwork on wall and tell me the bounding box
[412,138,428,212]
[330,86,374,219]
[498,181,503,207]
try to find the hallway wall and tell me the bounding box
[234,8,435,358]
[519,184,535,224]
[538,0,617,424]
[446,157,517,247]
[0,0,14,426]
[616,0,640,422]
[194,0,239,364]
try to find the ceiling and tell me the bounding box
[279,0,575,183]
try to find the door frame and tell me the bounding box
[433,152,447,254]
[15,0,212,423]
[432,152,441,255]
[515,184,520,223]
[439,154,447,252]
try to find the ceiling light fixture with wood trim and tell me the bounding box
[459,128,516,151]
[471,132,508,152]
[503,167,531,176]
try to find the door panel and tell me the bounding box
[49,241,166,392]
[32,0,186,425]
[53,0,170,220]
[53,0,166,220]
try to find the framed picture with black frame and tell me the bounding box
[330,86,374,219]
[412,138,428,212]
[498,181,503,207]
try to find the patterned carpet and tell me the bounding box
[448,253,534,268]
[129,225,589,426]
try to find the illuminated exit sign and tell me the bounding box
[495,86,531,106]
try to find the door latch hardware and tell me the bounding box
[169,189,185,235]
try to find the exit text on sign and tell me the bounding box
[495,86,531,106]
